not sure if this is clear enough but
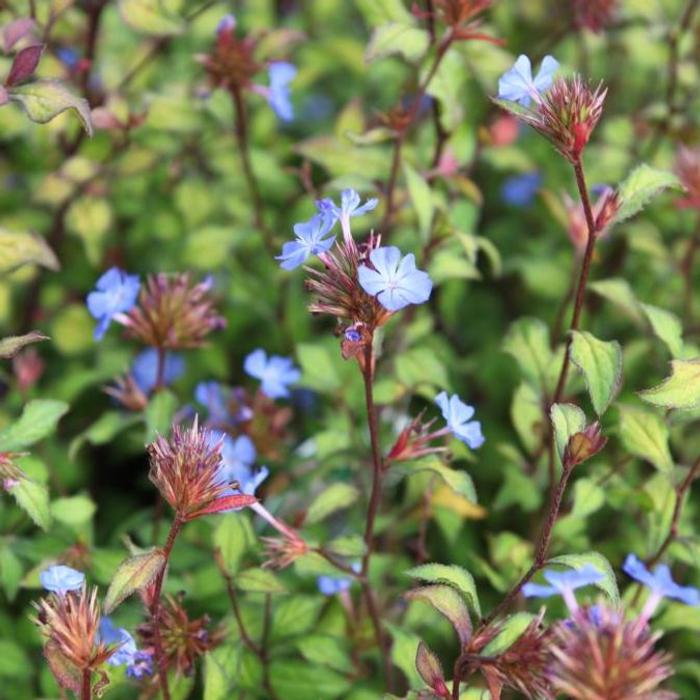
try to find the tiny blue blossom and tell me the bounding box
[498,54,559,106]
[132,349,185,394]
[244,348,300,399]
[501,171,542,206]
[40,565,85,594]
[345,327,362,342]
[623,554,700,606]
[276,213,336,270]
[217,13,236,34]
[435,391,485,449]
[86,267,140,341]
[316,189,378,225]
[56,47,79,69]
[127,651,154,678]
[98,617,138,667]
[267,61,296,122]
[195,381,230,425]
[317,575,352,596]
[358,246,432,312]
[522,565,604,600]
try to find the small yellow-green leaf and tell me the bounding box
[51,495,96,527]
[0,399,69,451]
[641,304,683,358]
[236,567,287,594]
[481,612,534,656]
[503,318,553,391]
[405,584,471,645]
[0,331,48,359]
[119,0,184,36]
[365,23,429,63]
[9,80,92,135]
[306,483,359,524]
[0,229,59,273]
[570,331,623,415]
[639,359,700,410]
[404,163,434,243]
[548,551,619,604]
[396,457,478,503]
[7,477,51,530]
[104,549,165,613]
[406,563,481,617]
[550,403,586,462]
[617,404,673,472]
[614,164,682,223]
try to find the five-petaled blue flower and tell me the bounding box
[86,267,140,341]
[501,171,542,206]
[132,349,185,394]
[523,565,603,602]
[218,432,268,495]
[196,381,231,425]
[40,565,85,594]
[623,554,700,607]
[244,348,300,399]
[316,189,378,226]
[267,61,296,122]
[358,246,432,312]
[498,54,559,106]
[435,391,485,449]
[98,617,138,667]
[277,213,336,270]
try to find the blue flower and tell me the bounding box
[86,267,140,340]
[244,348,300,399]
[127,651,154,678]
[267,61,296,122]
[98,617,138,667]
[501,171,542,206]
[131,349,185,394]
[219,432,268,495]
[56,47,79,69]
[523,565,604,600]
[498,54,559,106]
[316,189,378,226]
[317,575,352,596]
[40,565,85,594]
[435,391,484,449]
[276,213,336,270]
[217,14,236,34]
[195,381,230,425]
[358,246,432,312]
[623,554,700,606]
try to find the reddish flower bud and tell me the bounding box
[563,422,607,469]
[262,534,308,569]
[674,145,700,210]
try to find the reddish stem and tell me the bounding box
[81,669,91,700]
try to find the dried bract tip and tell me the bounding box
[262,534,309,569]
[120,273,225,350]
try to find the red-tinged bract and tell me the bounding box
[675,145,700,210]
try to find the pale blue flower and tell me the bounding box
[358,246,432,312]
[501,171,542,206]
[99,617,138,667]
[40,565,84,594]
[244,348,300,399]
[435,391,484,449]
[86,267,140,340]
[523,565,604,600]
[623,554,700,606]
[317,575,352,596]
[498,54,559,106]
[131,349,184,394]
[195,381,230,425]
[316,189,378,226]
[127,651,154,678]
[217,14,236,34]
[268,61,296,122]
[277,213,336,270]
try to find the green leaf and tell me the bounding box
[272,595,323,639]
[387,624,423,689]
[548,551,620,604]
[305,483,359,524]
[119,0,185,36]
[570,478,605,518]
[405,584,471,645]
[641,304,683,358]
[481,612,534,656]
[365,23,430,63]
[570,331,623,415]
[405,563,481,617]
[396,348,449,392]
[617,405,673,473]
[145,390,178,443]
[0,399,68,451]
[415,641,445,691]
[396,458,477,503]
[589,278,644,323]
[614,164,681,223]
[297,343,342,393]
[0,546,23,601]
[51,495,96,527]
[270,660,351,699]
[404,163,434,243]
[0,331,48,358]
[503,318,553,391]
[69,411,141,460]
[9,80,92,134]
[203,650,231,700]
[7,477,51,530]
[0,228,59,273]
[325,534,366,558]
[104,549,166,613]
[236,567,287,594]
[296,635,353,673]
[550,403,586,462]
[65,197,112,266]
[213,512,257,573]
[639,359,700,410]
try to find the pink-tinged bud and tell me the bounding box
[489,114,520,146]
[563,422,607,469]
[12,347,44,392]
[0,451,24,484]
[119,273,226,350]
[33,586,115,695]
[593,188,620,231]
[261,534,308,569]
[572,0,618,33]
[674,145,700,210]
[199,22,260,92]
[147,419,255,522]
[386,414,448,462]
[549,604,676,699]
[564,186,618,254]
[103,373,148,412]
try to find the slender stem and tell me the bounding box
[230,87,275,254]
[150,517,183,700]
[359,342,392,688]
[379,134,404,232]
[80,669,91,700]
[552,159,598,405]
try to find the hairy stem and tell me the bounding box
[359,342,392,688]
[81,669,91,700]
[230,87,274,254]
[150,516,183,700]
